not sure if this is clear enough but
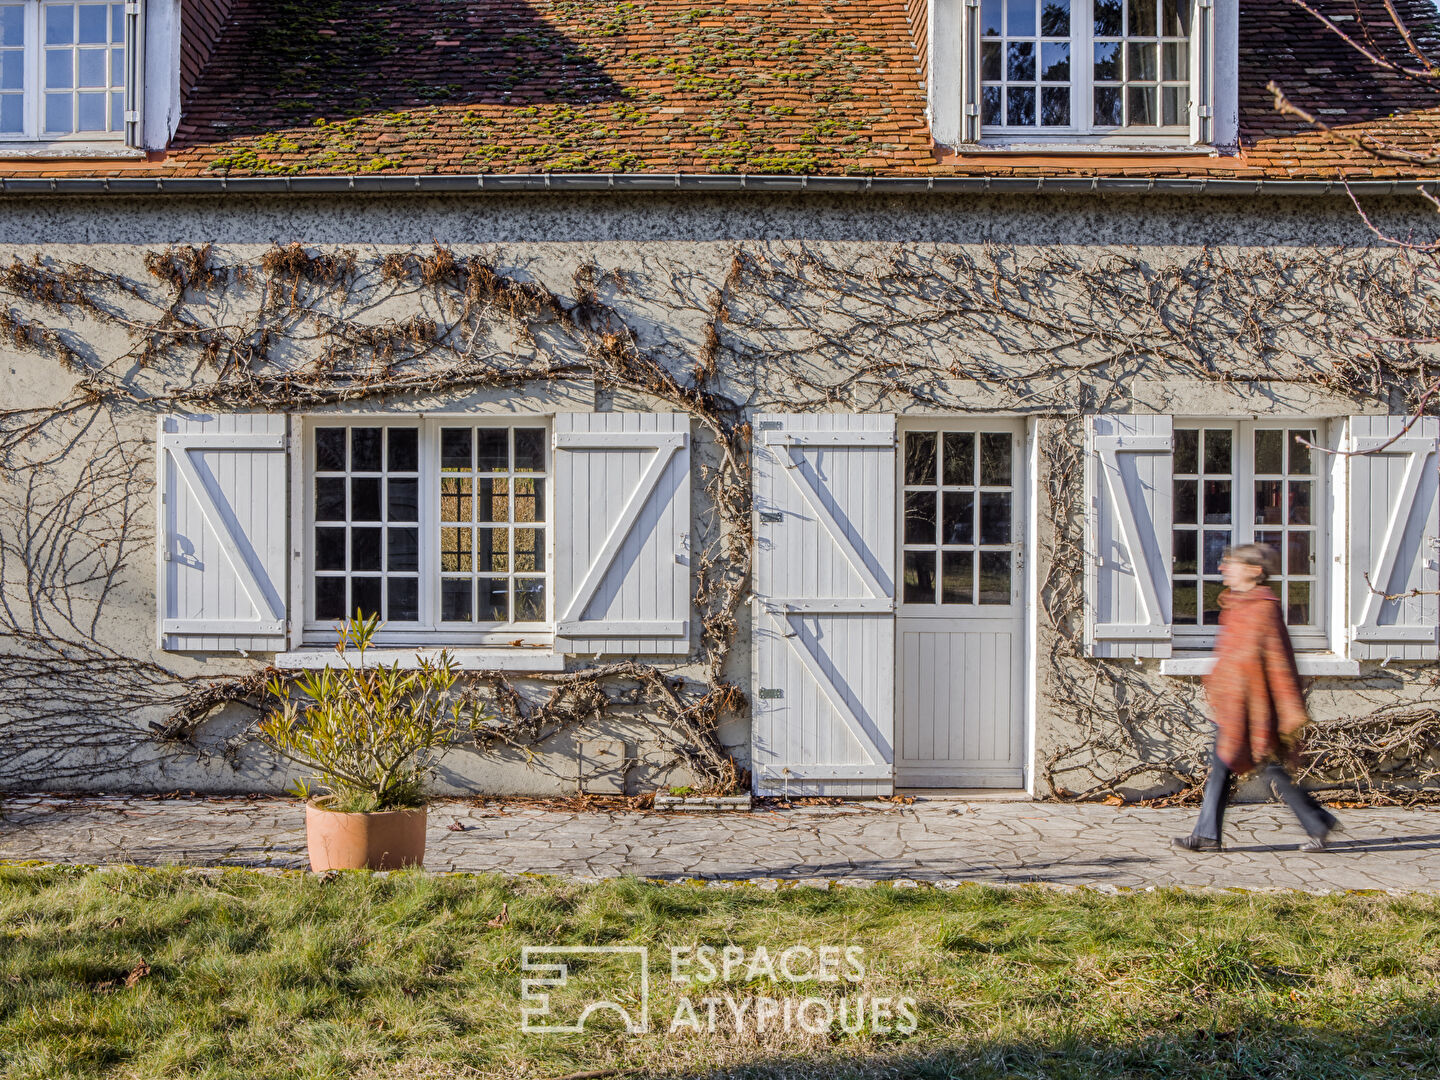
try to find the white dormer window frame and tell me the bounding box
[937,0,1230,150]
[0,0,144,151]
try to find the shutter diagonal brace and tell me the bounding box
[556,430,688,635]
[1093,433,1171,640]
[1353,435,1438,643]
[161,433,285,634]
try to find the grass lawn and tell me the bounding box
[1,865,1439,1079]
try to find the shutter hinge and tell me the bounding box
[125,1,140,14]
[124,110,139,123]
[965,0,980,7]
[1198,0,1213,7]
[1197,105,1213,118]
[965,104,980,116]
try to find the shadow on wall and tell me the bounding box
[181,0,625,142]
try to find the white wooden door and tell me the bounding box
[750,414,896,796]
[895,419,1026,788]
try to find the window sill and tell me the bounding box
[275,649,566,672]
[0,141,142,160]
[957,141,1216,156]
[1159,654,1362,678]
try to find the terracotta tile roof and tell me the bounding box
[13,0,1440,181]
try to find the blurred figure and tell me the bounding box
[1173,544,1342,854]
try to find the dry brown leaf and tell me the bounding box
[124,960,150,988]
[486,903,509,928]
[1102,794,1125,806]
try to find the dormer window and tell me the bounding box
[934,0,1226,150]
[0,0,136,144]
[980,0,1193,133]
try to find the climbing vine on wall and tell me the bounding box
[2,227,1439,799]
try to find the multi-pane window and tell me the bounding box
[1173,422,1323,644]
[438,425,547,626]
[978,0,1192,135]
[901,429,1017,608]
[0,1,127,139]
[308,420,551,637]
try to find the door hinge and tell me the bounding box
[758,688,784,700]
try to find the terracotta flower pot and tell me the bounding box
[305,802,427,871]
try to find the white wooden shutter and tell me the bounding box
[156,413,289,652]
[1085,414,1174,658]
[1189,0,1215,145]
[553,413,691,655]
[1347,415,1440,661]
[750,414,896,796]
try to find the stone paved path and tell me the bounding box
[3,795,1439,892]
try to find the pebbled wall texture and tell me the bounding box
[3,190,1439,800]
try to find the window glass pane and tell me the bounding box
[979,491,1012,544]
[1174,479,1197,524]
[477,428,508,470]
[979,551,1011,605]
[515,477,543,523]
[351,576,381,619]
[982,85,1002,125]
[943,432,974,485]
[46,4,73,45]
[1040,0,1069,35]
[477,477,508,523]
[315,528,346,571]
[943,491,974,545]
[1094,0,1122,36]
[1203,429,1231,473]
[1173,529,1197,575]
[1202,581,1223,625]
[1093,41,1120,80]
[982,40,1002,81]
[478,579,509,622]
[109,89,121,130]
[1093,86,1121,125]
[387,577,419,622]
[1174,429,1198,474]
[387,527,418,572]
[478,527,509,573]
[1254,479,1283,524]
[515,528,545,572]
[76,90,104,130]
[1127,84,1155,126]
[982,0,1002,36]
[1162,0,1190,34]
[0,6,23,47]
[1202,530,1230,575]
[904,551,936,604]
[440,527,471,572]
[77,3,106,43]
[440,477,471,522]
[1041,86,1070,125]
[1202,479,1231,523]
[1127,41,1156,81]
[1040,42,1070,81]
[387,477,418,521]
[1288,430,1313,474]
[1161,85,1187,126]
[0,51,21,90]
[1288,480,1311,525]
[315,428,346,471]
[1127,0,1156,36]
[905,490,937,545]
[351,527,381,572]
[45,50,72,89]
[980,433,1012,486]
[1162,41,1188,80]
[350,477,381,521]
[1172,580,1197,625]
[1007,41,1035,81]
[387,427,418,472]
[440,427,471,470]
[351,427,382,471]
[905,431,936,485]
[0,93,21,133]
[315,477,346,520]
[1006,85,1035,126]
[1005,0,1035,36]
[314,577,346,620]
[941,551,974,605]
[1286,581,1311,626]
[441,578,472,622]
[514,578,546,622]
[514,427,546,472]
[111,1,123,40]
[1287,531,1312,576]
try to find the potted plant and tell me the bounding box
[258,613,472,871]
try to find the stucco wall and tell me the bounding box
[2,190,1437,798]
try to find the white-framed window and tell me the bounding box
[1172,419,1328,650]
[304,417,552,645]
[979,0,1194,138]
[0,1,128,141]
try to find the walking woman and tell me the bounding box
[1174,544,1342,854]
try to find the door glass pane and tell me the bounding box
[315,477,346,521]
[1172,529,1196,575]
[315,428,346,471]
[1288,430,1314,474]
[440,477,471,522]
[1172,579,1197,625]
[904,431,937,485]
[1202,479,1231,523]
[477,428,508,471]
[941,551,974,605]
[387,427,418,472]
[351,427,382,471]
[514,578,546,622]
[1288,481,1311,525]
[1287,531,1311,576]
[441,428,471,470]
[979,491,1012,544]
[942,491,974,545]
[314,577,346,620]
[351,576,381,619]
[1254,479,1283,524]
[1173,479,1197,524]
[978,551,1011,605]
[1286,581,1311,626]
[980,433,1012,485]
[514,428,547,472]
[478,579,509,622]
[942,432,974,485]
[350,477,381,521]
[1174,428,1198,476]
[315,528,345,571]
[1254,429,1283,474]
[478,477,508,523]
[1202,530,1230,575]
[387,527,418,573]
[1203,428,1231,473]
[387,477,418,521]
[903,551,936,604]
[441,578,472,622]
[351,528,381,572]
[387,577,419,622]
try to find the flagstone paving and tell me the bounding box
[2,795,1439,892]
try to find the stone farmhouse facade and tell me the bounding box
[3,0,1440,801]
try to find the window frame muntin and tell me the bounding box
[1171,417,1332,653]
[0,0,130,144]
[299,414,555,648]
[977,0,1196,141]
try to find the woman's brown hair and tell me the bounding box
[1222,543,1281,584]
